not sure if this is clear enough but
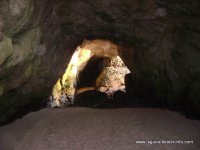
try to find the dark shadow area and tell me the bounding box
[73,71,200,120]
[0,90,48,126]
[73,89,200,120]
[76,56,109,89]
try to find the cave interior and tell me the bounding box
[0,0,199,125]
[0,0,200,149]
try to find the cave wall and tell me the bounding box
[0,0,200,123]
[0,0,71,123]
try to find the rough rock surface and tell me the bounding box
[0,0,200,123]
[0,0,69,123]
[96,56,130,92]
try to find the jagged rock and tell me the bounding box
[96,56,130,92]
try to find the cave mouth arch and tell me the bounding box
[50,39,130,107]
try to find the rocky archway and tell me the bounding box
[50,39,130,107]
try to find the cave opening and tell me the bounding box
[50,39,130,108]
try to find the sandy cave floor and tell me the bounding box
[0,107,200,150]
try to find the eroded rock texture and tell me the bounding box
[96,56,130,92]
[0,0,68,123]
[0,0,200,123]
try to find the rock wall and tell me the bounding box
[0,0,70,124]
[0,0,200,123]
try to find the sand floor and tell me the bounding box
[0,107,200,150]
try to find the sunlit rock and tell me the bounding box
[50,40,129,107]
[96,56,130,93]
